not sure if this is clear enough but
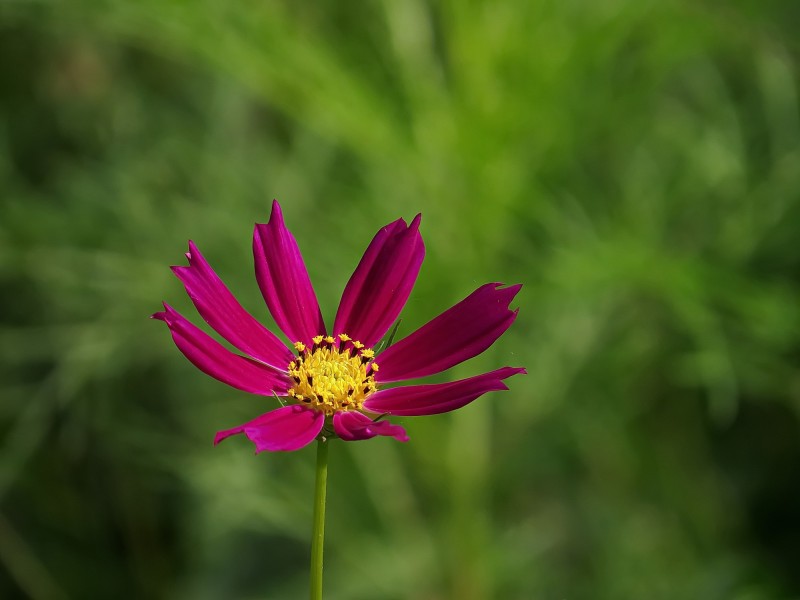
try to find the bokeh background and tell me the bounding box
[1,0,800,598]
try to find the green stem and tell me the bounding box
[309,438,329,600]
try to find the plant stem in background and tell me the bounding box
[310,438,329,600]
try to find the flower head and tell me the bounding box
[152,201,525,452]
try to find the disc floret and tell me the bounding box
[287,334,379,416]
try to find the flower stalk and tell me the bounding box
[309,438,329,600]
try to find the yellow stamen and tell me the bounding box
[288,333,379,416]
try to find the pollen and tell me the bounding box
[287,334,379,416]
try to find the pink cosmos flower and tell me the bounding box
[152,201,525,452]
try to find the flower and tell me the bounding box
[152,200,525,452]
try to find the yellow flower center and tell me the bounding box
[287,334,379,416]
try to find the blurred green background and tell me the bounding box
[1,0,799,598]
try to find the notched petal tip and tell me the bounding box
[259,200,287,234]
[151,301,173,322]
[213,426,243,446]
[268,199,283,220]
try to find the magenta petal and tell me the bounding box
[333,411,409,442]
[171,241,293,369]
[151,303,291,396]
[334,215,424,348]
[375,283,521,383]
[253,201,326,345]
[363,366,526,416]
[214,405,324,452]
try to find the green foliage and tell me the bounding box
[1,0,799,598]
